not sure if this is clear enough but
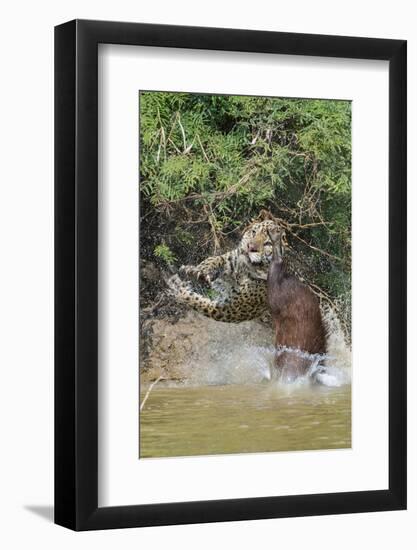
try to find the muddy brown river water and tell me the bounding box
[139,382,351,458]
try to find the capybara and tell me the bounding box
[266,228,326,382]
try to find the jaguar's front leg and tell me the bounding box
[179,264,213,285]
[179,256,224,286]
[165,275,247,322]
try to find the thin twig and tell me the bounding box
[177,113,187,152]
[290,231,343,263]
[204,203,221,252]
[166,111,178,142]
[287,221,332,229]
[158,167,258,206]
[267,213,342,263]
[196,133,210,162]
[140,376,163,412]
[167,137,182,155]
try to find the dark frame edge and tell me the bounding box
[75,18,404,60]
[54,19,77,530]
[76,489,404,531]
[388,40,407,510]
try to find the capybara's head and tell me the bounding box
[267,227,287,262]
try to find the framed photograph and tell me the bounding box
[55,19,406,530]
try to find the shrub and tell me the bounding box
[140,92,351,334]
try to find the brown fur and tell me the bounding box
[267,229,326,382]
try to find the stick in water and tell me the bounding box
[140,376,163,412]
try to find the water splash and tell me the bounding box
[146,306,351,389]
[321,303,351,384]
[177,305,351,388]
[186,343,275,386]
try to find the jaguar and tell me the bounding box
[166,214,287,322]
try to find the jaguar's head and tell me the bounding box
[240,219,287,265]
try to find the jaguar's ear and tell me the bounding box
[245,209,271,230]
[258,209,274,222]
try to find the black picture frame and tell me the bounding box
[55,19,407,531]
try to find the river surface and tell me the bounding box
[139,382,351,458]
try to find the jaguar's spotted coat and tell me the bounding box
[167,219,286,322]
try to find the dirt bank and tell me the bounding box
[140,310,274,383]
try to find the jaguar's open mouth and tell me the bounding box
[248,252,262,264]
[248,252,272,265]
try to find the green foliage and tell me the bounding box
[153,243,177,265]
[140,91,351,332]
